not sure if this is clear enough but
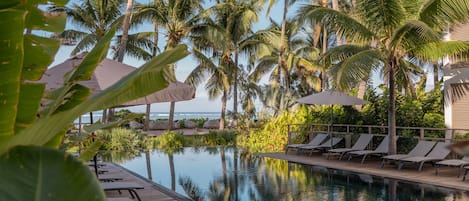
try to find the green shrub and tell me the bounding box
[152,131,185,154]
[203,130,237,146]
[95,128,146,152]
[237,106,313,152]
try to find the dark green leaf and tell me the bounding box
[15,83,44,132]
[23,35,61,80]
[0,9,26,137]
[0,146,105,201]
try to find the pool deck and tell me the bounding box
[98,163,190,201]
[261,151,469,191]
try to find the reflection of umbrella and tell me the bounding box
[297,91,369,145]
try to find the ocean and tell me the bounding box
[74,112,220,123]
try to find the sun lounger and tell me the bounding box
[298,137,343,156]
[98,174,124,182]
[435,156,469,177]
[327,134,374,160]
[397,142,451,171]
[285,133,328,154]
[101,182,144,201]
[381,140,436,168]
[347,135,390,164]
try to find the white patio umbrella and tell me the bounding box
[297,91,369,146]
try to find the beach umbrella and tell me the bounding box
[39,53,195,173]
[297,91,369,146]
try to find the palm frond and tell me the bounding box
[390,20,440,53]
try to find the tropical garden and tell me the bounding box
[2,0,469,200]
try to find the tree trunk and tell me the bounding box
[331,0,341,45]
[117,0,134,62]
[107,108,115,122]
[388,61,397,155]
[168,102,175,130]
[278,0,288,87]
[433,63,439,87]
[355,80,367,111]
[408,73,417,99]
[153,21,159,57]
[321,0,328,91]
[145,104,151,131]
[102,109,107,123]
[219,91,227,130]
[233,49,239,127]
[169,153,175,191]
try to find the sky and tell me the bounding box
[49,0,293,113]
[47,0,436,113]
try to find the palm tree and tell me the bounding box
[135,0,204,129]
[298,0,469,154]
[49,0,152,60]
[186,48,231,129]
[116,0,135,62]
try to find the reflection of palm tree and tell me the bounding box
[169,153,176,190]
[145,150,152,180]
[179,176,205,201]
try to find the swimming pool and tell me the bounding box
[113,147,469,200]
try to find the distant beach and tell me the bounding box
[74,112,220,123]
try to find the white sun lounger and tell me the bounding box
[381,140,436,168]
[285,133,328,154]
[101,182,144,201]
[327,134,374,160]
[397,142,451,171]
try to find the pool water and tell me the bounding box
[113,147,469,201]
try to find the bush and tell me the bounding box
[150,131,185,154]
[95,128,147,152]
[237,106,313,153]
[203,130,237,146]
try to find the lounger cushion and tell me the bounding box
[382,154,411,160]
[399,156,442,163]
[436,159,469,166]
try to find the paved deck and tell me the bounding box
[261,152,469,191]
[97,163,190,201]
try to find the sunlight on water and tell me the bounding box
[112,147,469,201]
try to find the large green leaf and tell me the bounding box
[25,7,66,33]
[23,35,61,80]
[0,45,189,154]
[15,83,44,132]
[0,146,105,201]
[0,9,26,137]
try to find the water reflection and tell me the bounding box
[114,147,469,201]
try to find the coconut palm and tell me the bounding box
[298,0,469,154]
[252,19,322,92]
[135,0,204,129]
[49,0,152,60]
[186,48,231,129]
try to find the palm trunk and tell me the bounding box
[408,73,417,99]
[153,21,159,57]
[278,0,288,87]
[102,109,107,123]
[433,63,439,87]
[321,0,328,91]
[219,91,227,130]
[145,104,151,131]
[355,80,367,111]
[233,49,239,126]
[117,0,134,62]
[388,60,397,155]
[331,0,341,45]
[168,102,175,130]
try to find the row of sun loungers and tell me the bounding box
[286,133,469,178]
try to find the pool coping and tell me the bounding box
[111,162,192,201]
[261,152,469,192]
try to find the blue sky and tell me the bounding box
[49,0,295,113]
[49,0,435,113]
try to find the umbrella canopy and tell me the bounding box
[297,91,369,106]
[39,53,195,106]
